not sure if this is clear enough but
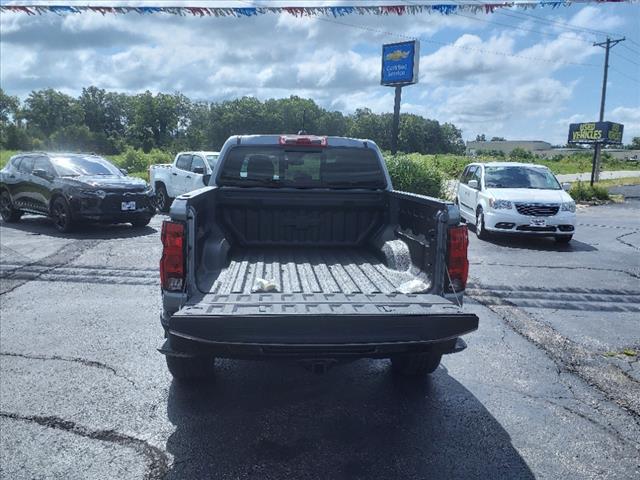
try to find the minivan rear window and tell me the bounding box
[218,146,386,189]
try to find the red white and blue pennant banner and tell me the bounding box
[0,1,636,17]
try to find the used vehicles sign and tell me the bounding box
[567,121,624,145]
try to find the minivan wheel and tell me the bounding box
[0,191,22,223]
[391,353,442,376]
[476,208,489,240]
[166,355,215,382]
[155,184,172,213]
[51,197,74,233]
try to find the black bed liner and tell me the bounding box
[198,247,429,296]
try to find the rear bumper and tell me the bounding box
[161,311,479,360]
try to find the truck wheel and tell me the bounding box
[391,353,442,376]
[166,355,215,382]
[0,190,22,223]
[475,208,489,240]
[155,184,173,213]
[51,197,74,233]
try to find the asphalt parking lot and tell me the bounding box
[1,196,639,479]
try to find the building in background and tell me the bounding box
[466,140,639,161]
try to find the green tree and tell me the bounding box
[23,89,83,137]
[0,88,19,124]
[0,88,21,148]
[442,122,465,154]
[630,136,640,149]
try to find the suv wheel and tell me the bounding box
[131,217,151,228]
[0,191,22,223]
[51,197,74,233]
[476,208,489,240]
[156,184,173,213]
[391,353,442,376]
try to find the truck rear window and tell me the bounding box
[218,146,386,189]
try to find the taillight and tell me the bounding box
[447,225,469,291]
[279,135,327,147]
[160,221,185,291]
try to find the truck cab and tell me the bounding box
[150,151,219,212]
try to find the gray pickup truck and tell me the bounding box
[159,134,478,380]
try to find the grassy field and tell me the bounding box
[2,147,639,190]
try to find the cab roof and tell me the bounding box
[227,135,377,149]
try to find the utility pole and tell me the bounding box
[391,86,402,154]
[590,36,625,185]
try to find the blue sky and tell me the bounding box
[1,1,639,144]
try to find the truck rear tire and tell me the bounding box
[165,355,215,382]
[391,353,442,376]
[155,184,173,213]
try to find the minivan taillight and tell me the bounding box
[447,225,469,292]
[160,221,185,291]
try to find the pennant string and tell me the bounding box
[0,2,636,17]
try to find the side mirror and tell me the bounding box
[562,182,571,191]
[120,168,128,176]
[193,166,205,175]
[32,168,52,180]
[468,179,479,189]
[203,174,211,185]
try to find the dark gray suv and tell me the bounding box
[0,152,155,232]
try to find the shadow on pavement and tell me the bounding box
[165,360,534,480]
[484,235,596,252]
[0,215,158,240]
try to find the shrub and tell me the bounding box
[385,154,444,198]
[119,147,147,173]
[569,181,609,202]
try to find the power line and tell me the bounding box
[494,10,611,39]
[317,14,599,67]
[453,11,594,45]
[609,66,640,84]
[620,43,640,57]
[612,51,640,67]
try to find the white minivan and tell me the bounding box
[456,162,576,243]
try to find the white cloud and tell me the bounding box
[610,106,640,140]
[0,4,637,145]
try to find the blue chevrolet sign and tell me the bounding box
[381,40,420,86]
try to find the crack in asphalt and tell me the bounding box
[469,291,640,423]
[470,261,640,280]
[0,411,169,480]
[616,231,640,251]
[0,239,103,295]
[0,351,136,386]
[472,380,640,450]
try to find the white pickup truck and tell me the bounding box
[149,151,219,212]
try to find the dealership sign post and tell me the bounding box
[567,122,624,184]
[381,40,420,154]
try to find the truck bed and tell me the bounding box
[202,247,427,295]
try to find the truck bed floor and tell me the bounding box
[201,247,426,295]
